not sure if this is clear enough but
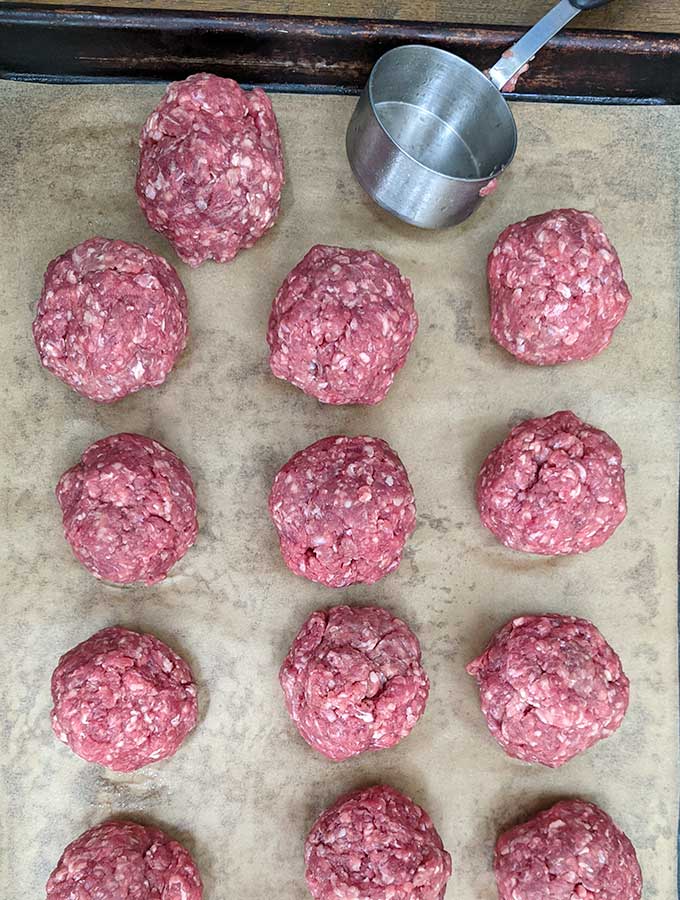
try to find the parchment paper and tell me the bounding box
[1,82,678,899]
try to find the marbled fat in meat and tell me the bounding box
[267,245,418,405]
[33,237,188,402]
[305,785,452,900]
[46,821,203,900]
[476,411,626,555]
[467,614,629,767]
[488,209,630,365]
[57,433,198,584]
[280,605,429,760]
[136,73,284,266]
[269,435,416,588]
[51,626,198,772]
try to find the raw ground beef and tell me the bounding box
[476,411,626,555]
[466,614,629,767]
[32,237,188,402]
[46,820,203,900]
[305,785,452,900]
[51,626,198,771]
[57,433,198,584]
[280,605,429,760]
[136,73,284,267]
[494,799,642,900]
[269,435,416,588]
[488,209,630,365]
[267,245,418,405]
[500,62,529,93]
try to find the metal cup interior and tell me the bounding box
[368,45,517,182]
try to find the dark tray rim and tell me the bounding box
[1,3,679,104]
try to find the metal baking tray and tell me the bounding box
[1,3,679,104]
[1,6,678,899]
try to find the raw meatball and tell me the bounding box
[136,73,284,267]
[46,820,203,900]
[488,209,630,365]
[477,410,626,555]
[57,433,198,584]
[51,626,198,771]
[267,245,418,405]
[305,785,452,900]
[280,605,429,760]
[495,799,642,900]
[466,614,629,767]
[269,435,416,588]
[32,237,188,402]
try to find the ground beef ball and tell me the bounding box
[466,614,629,767]
[267,245,418,405]
[32,237,188,402]
[280,605,429,760]
[269,435,416,588]
[305,785,452,900]
[46,820,203,900]
[57,433,198,584]
[494,799,642,900]
[136,73,284,267]
[488,209,630,365]
[51,626,198,771]
[476,411,626,555]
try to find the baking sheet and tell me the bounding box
[0,82,678,899]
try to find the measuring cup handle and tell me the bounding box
[568,0,612,7]
[488,0,613,91]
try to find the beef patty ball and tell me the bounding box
[280,605,429,761]
[46,821,203,900]
[136,73,284,267]
[269,435,416,588]
[477,410,626,555]
[467,614,629,767]
[495,800,642,900]
[57,433,198,585]
[305,785,452,900]
[267,245,418,405]
[51,626,198,772]
[488,209,630,365]
[32,237,188,402]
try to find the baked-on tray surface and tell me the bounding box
[0,82,678,898]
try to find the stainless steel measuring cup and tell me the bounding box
[346,0,613,229]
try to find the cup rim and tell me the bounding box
[367,44,518,184]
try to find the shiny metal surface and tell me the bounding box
[346,0,610,229]
[346,45,517,229]
[487,0,580,90]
